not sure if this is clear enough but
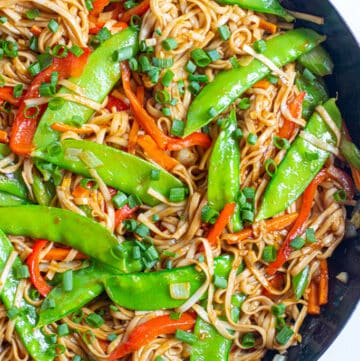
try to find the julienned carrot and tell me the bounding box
[0,87,20,106]
[259,18,277,34]
[51,122,95,135]
[128,86,144,154]
[30,25,42,36]
[166,132,212,151]
[0,130,8,144]
[119,0,150,23]
[226,212,298,244]
[207,202,236,246]
[253,79,272,89]
[43,248,88,261]
[90,0,110,15]
[138,135,179,171]
[319,259,328,306]
[308,281,320,315]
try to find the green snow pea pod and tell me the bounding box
[104,255,234,310]
[215,0,294,21]
[33,27,139,154]
[292,265,310,299]
[208,109,242,231]
[257,98,342,220]
[185,28,325,136]
[34,138,184,206]
[340,136,360,170]
[298,46,334,77]
[0,205,144,273]
[0,191,29,206]
[0,229,54,361]
[191,317,232,361]
[32,171,56,206]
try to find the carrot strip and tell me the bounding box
[259,18,277,34]
[30,25,42,36]
[112,21,128,31]
[90,0,110,15]
[72,184,90,199]
[227,212,298,244]
[166,132,212,151]
[0,87,20,106]
[43,248,88,261]
[253,79,272,89]
[0,130,9,144]
[51,122,95,135]
[120,0,150,23]
[128,86,144,154]
[319,259,328,306]
[207,202,236,246]
[138,135,179,171]
[308,281,320,315]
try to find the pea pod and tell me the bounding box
[34,138,184,206]
[191,317,232,361]
[0,229,54,361]
[292,265,310,299]
[208,109,242,231]
[32,171,56,206]
[184,28,325,136]
[257,98,342,220]
[298,46,334,77]
[33,27,139,154]
[104,255,233,310]
[340,137,360,170]
[215,0,294,21]
[0,205,144,273]
[0,191,29,206]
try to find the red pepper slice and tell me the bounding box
[327,164,355,200]
[166,132,212,151]
[26,240,52,297]
[0,87,21,107]
[109,312,196,361]
[90,0,110,15]
[114,205,139,228]
[106,94,129,112]
[119,0,150,23]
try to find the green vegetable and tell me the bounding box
[175,329,198,344]
[340,136,360,170]
[215,0,294,21]
[0,191,29,206]
[32,170,55,205]
[0,229,55,360]
[298,46,334,76]
[185,28,325,135]
[208,109,242,231]
[33,27,139,155]
[292,265,310,299]
[257,98,342,220]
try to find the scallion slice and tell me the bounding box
[169,282,190,300]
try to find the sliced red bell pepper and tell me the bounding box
[109,312,196,361]
[166,132,212,151]
[0,87,21,107]
[90,0,110,15]
[26,240,52,297]
[114,204,139,228]
[120,0,150,23]
[327,164,355,200]
[106,94,129,112]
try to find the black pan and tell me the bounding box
[263,1,360,360]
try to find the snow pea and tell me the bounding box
[208,109,242,231]
[0,229,54,361]
[257,98,342,220]
[0,191,29,206]
[215,0,294,21]
[32,171,56,206]
[191,317,232,361]
[33,27,139,154]
[298,46,334,77]
[35,138,184,206]
[184,28,325,136]
[292,265,310,299]
[104,255,233,310]
[0,205,144,273]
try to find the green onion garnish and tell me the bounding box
[128,57,138,71]
[62,269,73,292]
[207,49,221,61]
[25,9,40,20]
[238,97,250,110]
[107,333,117,341]
[69,45,84,57]
[130,15,142,30]
[148,67,160,83]
[334,189,347,202]
[144,245,159,261]
[13,84,23,98]
[39,82,56,97]
[214,275,227,289]
[229,56,240,69]
[161,69,174,87]
[266,74,279,84]
[241,333,256,348]
[243,187,255,200]
[188,81,200,95]
[152,214,160,222]
[57,323,70,337]
[262,245,277,262]
[246,133,257,145]
[241,209,254,223]
[188,73,208,83]
[190,48,211,68]
[161,107,171,116]
[29,36,38,52]
[24,105,40,118]
[132,245,141,260]
[50,71,58,86]
[48,97,65,110]
[14,265,30,279]
[177,80,185,95]
[85,0,94,11]
[124,219,137,232]
[290,236,305,250]
[139,55,151,71]
[276,326,294,345]
[112,46,133,62]
[175,329,198,345]
[253,39,267,53]
[128,193,142,208]
[273,136,290,150]
[169,187,186,202]
[201,205,219,224]
[264,159,277,177]
[135,223,150,237]
[185,60,196,73]
[28,62,41,76]
[38,53,52,70]
[303,68,317,82]
[305,228,317,243]
[71,309,84,323]
[170,119,185,137]
[155,90,170,104]
[0,16,7,24]
[124,0,137,10]
[152,57,174,68]
[112,192,128,208]
[218,25,230,41]
[161,38,178,51]
[85,313,105,328]
[48,19,59,33]
[3,40,18,58]
[271,303,286,317]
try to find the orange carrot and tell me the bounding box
[51,122,95,135]
[319,259,328,306]
[0,130,9,144]
[308,281,320,315]
[207,203,236,246]
[120,0,150,23]
[90,0,110,15]
[72,184,90,199]
[226,212,298,244]
[30,25,42,36]
[138,135,179,171]
[112,21,128,31]
[253,79,272,89]
[259,18,277,34]
[128,86,144,154]
[43,248,88,261]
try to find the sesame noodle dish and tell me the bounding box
[0,0,359,360]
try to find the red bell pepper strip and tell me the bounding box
[109,312,196,361]
[166,132,211,151]
[9,49,90,156]
[327,164,355,200]
[26,240,52,297]
[119,0,150,23]
[266,168,328,275]
[114,204,139,228]
[106,94,129,112]
[0,87,21,106]
[207,202,236,246]
[90,0,110,15]
[278,91,306,139]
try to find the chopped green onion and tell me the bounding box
[3,41,18,58]
[247,133,257,145]
[214,275,227,289]
[48,19,59,33]
[39,82,56,97]
[124,0,137,10]
[139,55,151,71]
[152,57,174,68]
[13,84,23,98]
[238,97,250,110]
[25,8,40,19]
[188,81,200,95]
[169,187,186,202]
[90,27,111,47]
[69,45,84,57]
[229,56,240,69]
[130,15,142,30]
[253,39,267,53]
[29,287,40,300]
[273,136,290,150]
[201,205,219,224]
[169,312,181,320]
[1,101,12,113]
[73,355,82,361]
[161,38,178,51]
[169,282,190,299]
[276,326,294,345]
[264,159,278,178]
[170,98,178,106]
[28,62,41,76]
[144,245,159,261]
[82,330,95,345]
[135,223,150,237]
[128,193,142,208]
[161,107,171,116]
[305,228,317,243]
[107,333,117,341]
[14,265,30,279]
[0,75,5,87]
[290,236,305,250]
[48,97,65,110]
[241,209,254,223]
[71,309,84,323]
[170,119,185,137]
[271,303,286,317]
[57,323,70,337]
[7,306,19,320]
[0,16,7,24]
[334,189,347,202]
[262,245,277,262]
[152,214,160,222]
[128,57,138,71]
[161,69,174,87]
[155,29,162,36]
[150,169,160,181]
[165,259,173,269]
[79,150,104,168]
[185,60,196,73]
[207,49,221,62]
[49,343,66,356]
[190,48,211,68]
[175,329,198,345]
[235,128,243,139]
[109,304,118,312]
[62,270,73,292]
[86,313,105,328]
[132,246,141,260]
[188,73,208,83]
[303,68,317,82]
[162,250,177,257]
[112,46,134,62]
[148,67,160,83]
[50,71,58,86]
[24,105,40,119]
[218,25,230,41]
[241,333,255,349]
[243,187,255,200]
[266,74,279,84]
[155,90,170,104]
[135,240,146,251]
[85,0,94,11]
[42,298,56,310]
[29,36,38,52]
[177,80,185,95]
